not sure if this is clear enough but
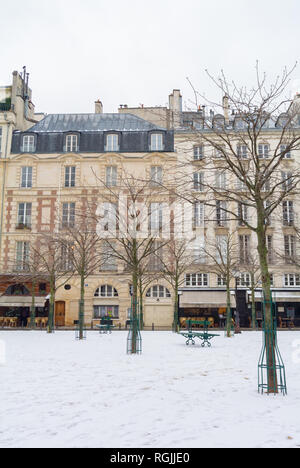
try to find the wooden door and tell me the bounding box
[55,301,65,327]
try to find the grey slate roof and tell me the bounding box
[27,113,165,133]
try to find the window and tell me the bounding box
[148,241,163,271]
[216,235,228,263]
[21,166,33,188]
[193,202,205,228]
[105,134,119,152]
[106,166,117,187]
[284,274,300,287]
[283,201,294,226]
[22,135,35,153]
[101,242,117,271]
[258,144,269,159]
[215,171,226,189]
[102,203,117,232]
[236,178,247,192]
[39,283,47,294]
[217,275,227,286]
[65,166,76,188]
[60,245,74,271]
[62,203,75,228]
[17,203,32,228]
[185,273,208,287]
[5,284,30,296]
[239,235,250,264]
[149,203,163,234]
[280,145,291,159]
[284,235,295,262]
[146,285,171,298]
[267,235,274,264]
[94,285,119,297]
[281,172,293,192]
[150,166,163,185]
[193,172,204,191]
[238,203,248,225]
[236,273,251,287]
[216,201,227,227]
[150,133,164,151]
[65,135,78,152]
[237,144,248,159]
[193,145,204,160]
[192,236,205,264]
[94,305,119,319]
[16,241,30,271]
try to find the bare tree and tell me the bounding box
[94,171,171,353]
[57,202,107,340]
[168,64,300,392]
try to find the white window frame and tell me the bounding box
[17,202,32,227]
[105,134,119,152]
[65,134,78,152]
[150,166,163,185]
[106,166,117,187]
[94,285,119,298]
[258,144,269,159]
[237,144,248,159]
[283,201,294,226]
[62,202,75,228]
[21,166,33,188]
[284,274,300,287]
[215,171,226,189]
[194,202,205,228]
[146,285,171,298]
[150,133,164,151]
[93,305,119,319]
[185,273,209,287]
[193,145,204,160]
[216,200,227,226]
[280,144,291,159]
[193,172,204,191]
[16,241,30,271]
[65,166,76,188]
[22,135,35,153]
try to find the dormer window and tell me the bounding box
[150,133,164,151]
[65,135,78,152]
[105,134,119,152]
[22,135,35,153]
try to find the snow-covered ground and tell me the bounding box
[0,330,299,448]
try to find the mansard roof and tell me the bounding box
[26,113,165,133]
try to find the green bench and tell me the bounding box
[180,320,220,347]
[96,317,115,334]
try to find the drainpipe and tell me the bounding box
[0,114,13,263]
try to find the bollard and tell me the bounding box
[152,323,155,331]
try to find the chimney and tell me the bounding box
[169,89,182,128]
[95,100,103,114]
[223,95,229,124]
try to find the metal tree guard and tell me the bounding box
[258,293,287,395]
[127,297,142,355]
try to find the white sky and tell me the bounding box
[1,0,300,114]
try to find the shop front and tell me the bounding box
[178,289,236,328]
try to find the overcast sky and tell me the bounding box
[1,0,299,115]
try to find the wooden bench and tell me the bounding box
[180,320,220,347]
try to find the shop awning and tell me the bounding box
[251,291,300,303]
[180,290,236,309]
[0,296,47,307]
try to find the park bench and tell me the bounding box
[180,320,220,347]
[95,317,115,334]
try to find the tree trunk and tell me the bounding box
[138,279,144,330]
[173,280,179,333]
[30,280,36,329]
[226,279,232,337]
[131,269,139,353]
[251,274,256,330]
[78,273,85,340]
[256,209,278,393]
[47,281,55,334]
